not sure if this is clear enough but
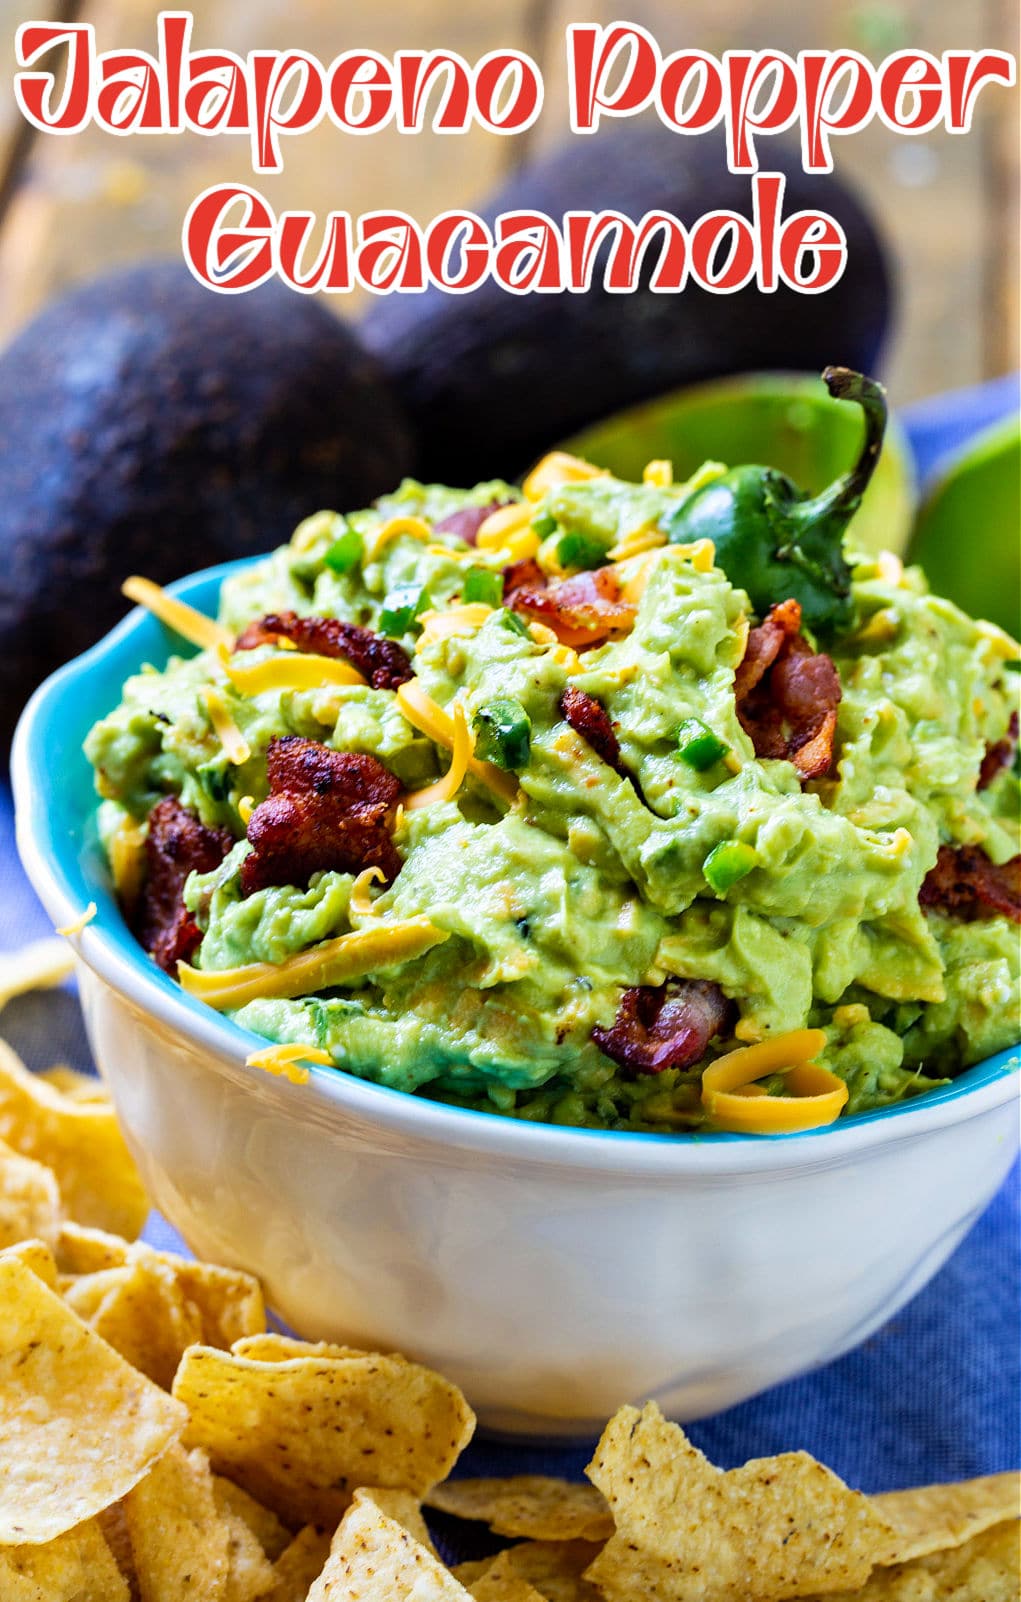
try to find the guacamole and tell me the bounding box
[86,455,1020,1134]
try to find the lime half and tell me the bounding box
[908,417,1020,639]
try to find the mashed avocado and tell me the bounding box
[86,460,1020,1133]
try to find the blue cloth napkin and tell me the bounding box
[1,378,1018,1502]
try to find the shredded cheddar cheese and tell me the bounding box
[642,459,673,487]
[417,604,494,647]
[527,622,559,646]
[525,621,582,672]
[245,1042,335,1086]
[238,796,255,826]
[503,526,543,563]
[672,538,716,573]
[219,646,365,696]
[202,686,251,765]
[426,543,472,562]
[122,576,232,652]
[179,918,449,1010]
[854,607,900,646]
[349,866,386,917]
[0,939,75,1011]
[56,903,98,938]
[977,620,1020,659]
[608,526,667,562]
[109,816,147,905]
[291,511,338,554]
[701,1029,848,1133]
[366,515,432,562]
[404,703,473,810]
[522,451,606,501]
[475,502,534,549]
[617,551,661,605]
[396,681,518,806]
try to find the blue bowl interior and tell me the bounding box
[16,561,1020,1144]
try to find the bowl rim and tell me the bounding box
[11,558,1020,1178]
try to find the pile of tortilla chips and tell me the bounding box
[0,942,1018,1600]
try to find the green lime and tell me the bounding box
[562,371,916,556]
[908,417,1020,638]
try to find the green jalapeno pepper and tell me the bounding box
[473,698,532,770]
[664,367,887,635]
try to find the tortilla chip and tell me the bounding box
[0,938,74,1010]
[212,1477,292,1562]
[584,1402,893,1602]
[0,1258,186,1543]
[0,1519,129,1601]
[66,1253,205,1389]
[872,1472,1021,1564]
[465,1541,606,1602]
[0,1235,59,1289]
[231,1332,366,1361]
[801,1517,1020,1600]
[428,1475,613,1542]
[0,1041,148,1238]
[60,1241,264,1387]
[96,1501,136,1593]
[37,1065,109,1103]
[123,1443,232,1600]
[306,1498,471,1599]
[173,1344,475,1526]
[0,1135,63,1249]
[258,1526,334,1602]
[222,1501,277,1602]
[55,1220,130,1274]
[62,1263,127,1317]
[175,1258,265,1348]
[466,1552,550,1602]
[351,1485,437,1556]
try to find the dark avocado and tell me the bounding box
[0,261,415,735]
[362,123,894,484]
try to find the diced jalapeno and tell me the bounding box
[463,567,504,607]
[703,840,757,893]
[473,698,532,770]
[556,530,606,570]
[531,511,558,538]
[499,608,533,639]
[323,526,364,575]
[197,760,230,804]
[380,584,428,637]
[677,717,730,771]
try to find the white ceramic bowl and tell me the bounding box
[13,562,1020,1439]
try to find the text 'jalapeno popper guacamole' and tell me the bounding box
[85,370,1021,1134]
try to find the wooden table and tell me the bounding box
[0,0,1017,406]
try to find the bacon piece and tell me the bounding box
[592,980,735,1076]
[979,711,1019,790]
[560,686,624,774]
[240,736,402,896]
[136,798,233,974]
[235,612,412,691]
[919,844,1021,924]
[511,565,637,648]
[735,599,841,781]
[433,500,510,545]
[503,557,546,600]
[733,597,802,700]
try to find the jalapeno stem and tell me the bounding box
[790,367,888,531]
